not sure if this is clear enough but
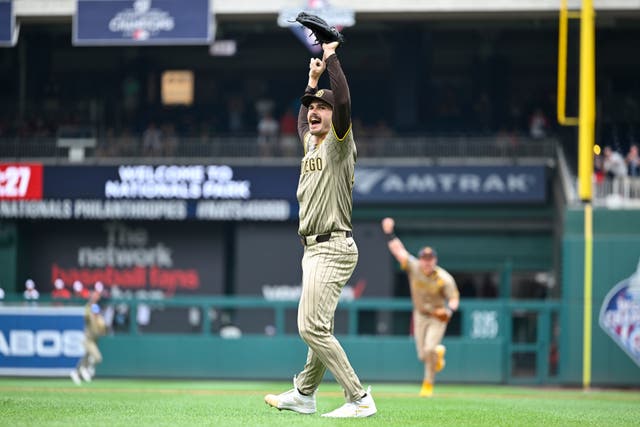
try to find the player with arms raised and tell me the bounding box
[264,28,376,418]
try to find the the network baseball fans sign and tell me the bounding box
[73,0,212,46]
[26,221,225,296]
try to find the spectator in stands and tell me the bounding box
[529,108,549,139]
[496,127,519,156]
[96,127,117,157]
[371,119,395,156]
[603,145,628,179]
[162,123,179,157]
[52,278,71,299]
[24,279,40,301]
[142,122,163,156]
[255,96,275,120]
[73,280,90,299]
[116,128,137,156]
[257,111,279,157]
[279,107,298,157]
[626,144,639,177]
[594,150,605,183]
[227,95,246,133]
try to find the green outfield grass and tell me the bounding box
[1,378,639,426]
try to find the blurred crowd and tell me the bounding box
[1,82,639,162]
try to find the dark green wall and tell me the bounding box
[98,336,504,383]
[561,208,640,386]
[354,205,554,272]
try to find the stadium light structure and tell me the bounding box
[556,0,595,390]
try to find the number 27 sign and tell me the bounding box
[0,164,43,200]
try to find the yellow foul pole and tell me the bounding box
[557,0,595,390]
[578,0,595,390]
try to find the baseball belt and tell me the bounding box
[300,230,353,246]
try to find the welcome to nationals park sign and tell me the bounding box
[0,163,547,221]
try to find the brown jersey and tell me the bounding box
[297,127,355,236]
[296,54,355,237]
[402,256,459,314]
[84,303,106,341]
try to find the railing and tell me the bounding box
[593,176,640,207]
[0,136,558,163]
[1,295,561,383]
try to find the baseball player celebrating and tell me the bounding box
[264,41,376,418]
[381,217,460,397]
[70,290,107,385]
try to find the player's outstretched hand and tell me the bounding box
[309,57,325,80]
[382,217,395,235]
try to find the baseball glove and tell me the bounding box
[295,12,345,45]
[432,307,452,322]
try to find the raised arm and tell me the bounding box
[298,58,326,141]
[381,217,410,268]
[322,42,351,139]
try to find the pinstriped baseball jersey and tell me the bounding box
[297,125,356,236]
[402,257,459,313]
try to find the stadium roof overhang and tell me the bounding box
[13,0,640,22]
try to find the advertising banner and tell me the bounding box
[353,165,546,203]
[0,307,85,376]
[0,163,43,200]
[0,163,296,221]
[0,163,547,221]
[74,0,212,46]
[25,221,225,297]
[0,0,18,47]
[599,258,640,367]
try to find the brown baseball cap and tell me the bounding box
[419,246,437,259]
[301,89,334,109]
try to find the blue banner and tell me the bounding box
[0,164,548,221]
[74,0,212,46]
[42,164,300,201]
[0,307,85,376]
[0,0,17,47]
[353,165,546,203]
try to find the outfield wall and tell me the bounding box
[560,208,640,386]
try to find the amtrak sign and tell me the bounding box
[353,165,546,203]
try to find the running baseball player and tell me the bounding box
[70,290,106,385]
[264,41,376,418]
[381,217,460,397]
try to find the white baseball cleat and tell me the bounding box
[79,366,92,382]
[70,370,82,386]
[264,377,317,414]
[321,386,377,418]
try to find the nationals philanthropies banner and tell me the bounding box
[24,221,225,296]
